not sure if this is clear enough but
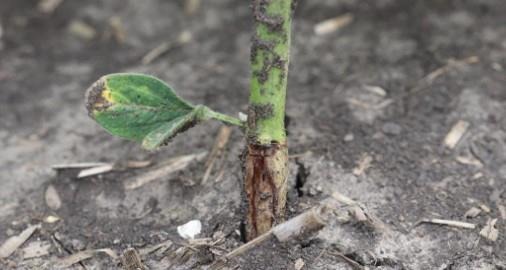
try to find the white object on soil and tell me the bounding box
[45,185,62,210]
[177,220,202,240]
[479,218,499,241]
[314,13,353,35]
[443,120,470,149]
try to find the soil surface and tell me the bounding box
[1,0,505,269]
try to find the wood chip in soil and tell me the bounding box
[443,120,470,149]
[314,13,353,35]
[415,218,476,229]
[0,224,41,259]
[479,218,499,241]
[57,248,118,268]
[22,241,51,259]
[45,184,62,210]
[124,152,206,190]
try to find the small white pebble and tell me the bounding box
[343,133,354,142]
[294,258,305,270]
[177,220,202,240]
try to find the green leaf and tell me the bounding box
[85,73,244,150]
[141,110,198,150]
[85,73,196,147]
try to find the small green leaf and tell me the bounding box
[85,73,199,147]
[85,73,243,150]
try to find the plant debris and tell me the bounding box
[44,184,62,210]
[52,160,151,179]
[142,31,192,64]
[443,120,470,149]
[479,204,491,213]
[126,160,152,168]
[0,224,41,259]
[464,207,482,218]
[57,248,117,268]
[184,0,200,15]
[363,85,387,97]
[414,218,476,229]
[43,215,61,223]
[108,16,126,44]
[202,126,231,184]
[331,192,388,232]
[139,240,173,256]
[352,154,373,176]
[121,248,145,270]
[77,164,114,178]
[124,152,206,190]
[51,162,110,169]
[498,205,506,220]
[425,56,479,83]
[22,241,51,259]
[479,218,499,241]
[456,155,483,168]
[314,13,353,35]
[38,0,64,13]
[68,20,96,40]
[327,250,364,270]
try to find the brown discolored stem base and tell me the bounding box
[244,142,288,240]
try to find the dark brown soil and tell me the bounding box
[1,0,505,269]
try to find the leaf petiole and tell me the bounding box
[200,106,245,128]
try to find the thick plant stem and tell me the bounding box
[245,0,294,240]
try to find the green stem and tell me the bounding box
[244,0,294,240]
[248,0,293,144]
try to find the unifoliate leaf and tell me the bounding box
[85,73,198,147]
[86,73,244,150]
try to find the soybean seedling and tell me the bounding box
[85,0,295,240]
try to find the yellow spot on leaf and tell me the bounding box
[101,89,114,103]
